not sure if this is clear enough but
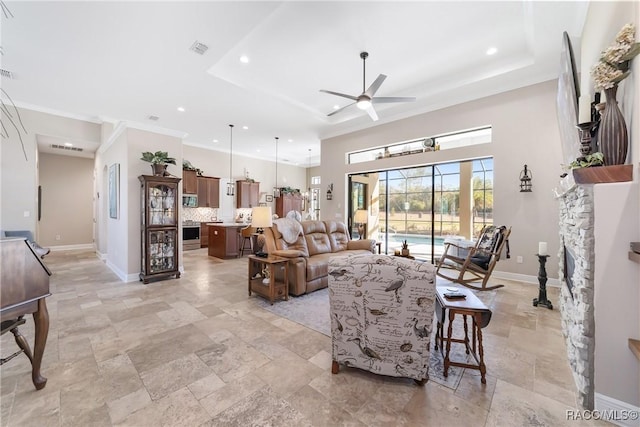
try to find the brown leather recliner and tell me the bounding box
[262,219,375,296]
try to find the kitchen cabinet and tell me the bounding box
[183,170,198,194]
[236,181,260,208]
[275,193,303,217]
[197,176,220,208]
[200,223,209,247]
[207,224,242,258]
[139,175,181,284]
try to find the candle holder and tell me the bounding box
[533,254,553,309]
[576,122,595,156]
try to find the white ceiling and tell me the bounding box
[1,1,588,166]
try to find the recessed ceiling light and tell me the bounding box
[333,105,340,110]
[177,106,185,112]
[288,139,293,142]
[64,142,73,147]
[239,55,250,64]
[242,126,248,130]
[486,47,498,55]
[256,149,261,152]
[212,139,218,143]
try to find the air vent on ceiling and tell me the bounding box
[51,144,83,152]
[147,115,159,121]
[0,69,14,79]
[190,41,209,55]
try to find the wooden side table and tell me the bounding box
[247,255,289,305]
[434,286,492,383]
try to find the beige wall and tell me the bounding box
[0,108,101,237]
[321,80,564,280]
[38,153,94,246]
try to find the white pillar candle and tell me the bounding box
[579,94,592,124]
[538,242,548,256]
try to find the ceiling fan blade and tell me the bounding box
[327,102,355,117]
[364,74,387,97]
[365,105,379,121]
[319,90,358,101]
[372,96,417,104]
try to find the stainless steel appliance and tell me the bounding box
[182,222,200,250]
[182,195,198,208]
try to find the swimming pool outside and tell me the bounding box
[378,233,469,260]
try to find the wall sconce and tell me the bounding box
[326,183,333,200]
[520,164,532,192]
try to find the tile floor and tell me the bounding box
[0,248,610,426]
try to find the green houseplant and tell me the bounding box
[569,152,604,169]
[141,151,176,176]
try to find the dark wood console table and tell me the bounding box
[1,238,51,390]
[434,286,492,384]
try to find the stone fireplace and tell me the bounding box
[557,184,595,410]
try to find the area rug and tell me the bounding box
[254,283,496,390]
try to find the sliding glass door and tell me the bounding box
[349,158,492,263]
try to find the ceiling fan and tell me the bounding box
[320,51,416,121]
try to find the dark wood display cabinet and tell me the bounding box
[139,175,181,284]
[275,193,303,217]
[236,180,260,208]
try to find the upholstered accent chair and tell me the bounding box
[328,254,436,384]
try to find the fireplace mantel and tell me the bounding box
[572,164,632,184]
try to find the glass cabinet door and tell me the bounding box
[147,229,176,273]
[148,183,176,226]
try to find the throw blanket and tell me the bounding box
[273,218,303,244]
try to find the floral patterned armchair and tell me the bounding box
[328,254,436,384]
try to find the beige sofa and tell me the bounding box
[262,219,376,296]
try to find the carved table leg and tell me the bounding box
[31,298,49,390]
[475,313,487,384]
[443,309,455,378]
[11,326,34,363]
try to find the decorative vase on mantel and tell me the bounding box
[597,84,628,166]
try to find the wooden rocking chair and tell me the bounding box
[436,225,511,291]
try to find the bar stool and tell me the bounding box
[239,226,254,256]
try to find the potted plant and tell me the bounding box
[141,151,176,176]
[569,152,604,169]
[182,160,203,176]
[401,240,410,256]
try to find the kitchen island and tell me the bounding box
[207,223,246,259]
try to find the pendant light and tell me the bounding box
[304,149,311,207]
[273,137,281,198]
[226,124,235,196]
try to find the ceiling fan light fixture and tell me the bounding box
[357,99,371,110]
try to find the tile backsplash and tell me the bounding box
[183,207,217,222]
[183,207,254,223]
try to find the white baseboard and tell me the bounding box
[125,273,140,283]
[50,243,94,251]
[594,393,640,427]
[492,270,560,287]
[106,260,127,282]
[96,250,107,261]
